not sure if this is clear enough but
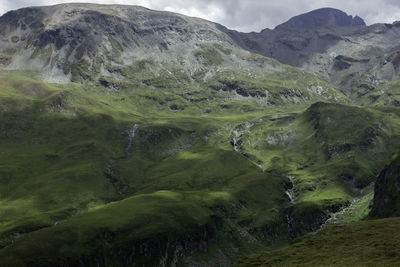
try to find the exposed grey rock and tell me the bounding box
[218,9,400,101]
[0,3,347,106]
[0,3,279,84]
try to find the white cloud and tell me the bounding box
[164,4,225,23]
[0,0,400,32]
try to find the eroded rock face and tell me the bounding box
[0,3,239,83]
[370,156,400,218]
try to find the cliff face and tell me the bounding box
[370,156,400,218]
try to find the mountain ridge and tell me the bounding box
[220,10,400,106]
[0,3,347,107]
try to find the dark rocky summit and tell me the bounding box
[276,8,366,29]
[219,8,400,103]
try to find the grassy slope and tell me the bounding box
[238,102,400,212]
[238,217,400,266]
[0,190,227,266]
[358,78,400,107]
[0,70,399,265]
[0,71,292,264]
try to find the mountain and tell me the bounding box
[0,3,345,106]
[276,8,366,29]
[0,3,236,83]
[0,3,400,266]
[220,9,400,105]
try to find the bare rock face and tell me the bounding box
[276,8,365,30]
[220,9,400,103]
[0,4,248,83]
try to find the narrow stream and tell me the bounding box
[231,122,254,152]
[125,124,139,154]
[285,175,296,203]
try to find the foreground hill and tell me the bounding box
[238,217,400,266]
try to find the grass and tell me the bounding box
[0,190,225,266]
[0,71,292,264]
[194,44,224,66]
[357,77,400,106]
[238,102,400,208]
[0,70,399,265]
[238,217,400,266]
[0,7,399,264]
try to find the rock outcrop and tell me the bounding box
[370,155,400,218]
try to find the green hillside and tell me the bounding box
[238,217,400,266]
[0,70,398,265]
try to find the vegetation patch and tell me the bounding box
[194,44,223,66]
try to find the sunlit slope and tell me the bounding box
[0,72,294,265]
[0,72,398,265]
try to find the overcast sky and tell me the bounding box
[1,0,400,32]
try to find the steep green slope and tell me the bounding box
[0,71,293,265]
[238,217,400,266]
[240,161,400,266]
[236,104,400,266]
[233,102,400,222]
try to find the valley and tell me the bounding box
[0,3,399,266]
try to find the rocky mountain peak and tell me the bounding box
[276,8,366,29]
[0,3,240,83]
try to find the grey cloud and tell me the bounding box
[0,0,400,32]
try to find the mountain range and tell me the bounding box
[0,3,400,266]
